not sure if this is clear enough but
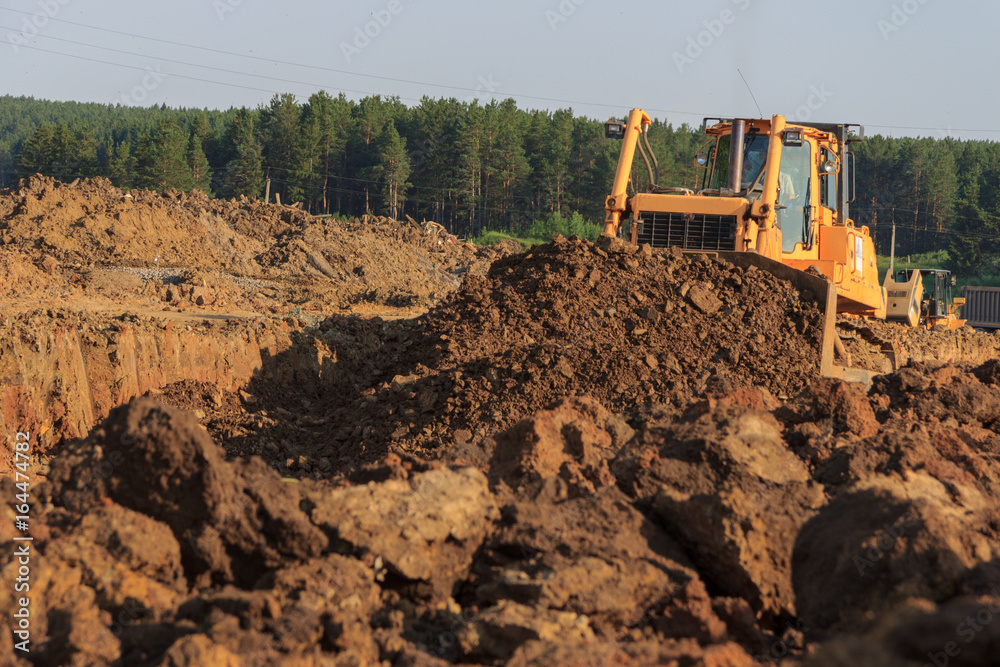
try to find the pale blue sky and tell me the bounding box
[0,0,995,140]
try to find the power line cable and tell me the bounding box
[0,5,714,117]
[6,43,304,98]
[0,24,397,101]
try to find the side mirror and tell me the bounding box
[695,152,710,168]
[821,159,839,174]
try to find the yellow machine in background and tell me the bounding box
[603,109,889,380]
[884,268,966,330]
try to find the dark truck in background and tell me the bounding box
[961,286,1000,330]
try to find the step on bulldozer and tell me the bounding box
[603,110,891,381]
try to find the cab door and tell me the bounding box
[776,135,815,256]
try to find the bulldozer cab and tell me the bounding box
[922,269,955,320]
[698,119,842,255]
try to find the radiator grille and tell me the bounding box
[635,212,737,251]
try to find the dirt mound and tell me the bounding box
[255,216,467,305]
[10,175,1000,665]
[0,175,261,273]
[0,175,500,310]
[312,234,825,469]
[487,396,632,495]
[0,250,74,300]
[46,399,328,589]
[614,399,826,623]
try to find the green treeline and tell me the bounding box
[2,94,999,277]
[851,135,1000,279]
[0,94,702,241]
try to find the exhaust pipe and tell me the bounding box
[727,120,746,193]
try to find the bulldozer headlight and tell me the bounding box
[821,159,839,174]
[605,119,625,139]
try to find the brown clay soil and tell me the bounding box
[3,176,1000,666]
[0,175,497,316]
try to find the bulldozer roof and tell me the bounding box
[701,117,865,140]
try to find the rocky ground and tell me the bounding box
[2,176,1000,666]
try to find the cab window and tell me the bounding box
[706,135,730,190]
[706,133,769,194]
[740,134,769,193]
[777,141,811,252]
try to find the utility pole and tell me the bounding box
[889,220,896,278]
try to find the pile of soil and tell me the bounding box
[0,176,261,272]
[308,234,826,469]
[5,359,1000,666]
[0,250,75,301]
[0,175,499,310]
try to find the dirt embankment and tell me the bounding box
[0,311,333,474]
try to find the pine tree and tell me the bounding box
[296,91,352,213]
[407,97,465,230]
[492,99,530,231]
[222,109,264,199]
[454,105,483,235]
[107,139,135,188]
[17,124,56,174]
[350,95,401,212]
[187,133,212,194]
[289,108,320,206]
[135,119,193,191]
[17,122,97,180]
[260,93,300,203]
[371,121,410,219]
